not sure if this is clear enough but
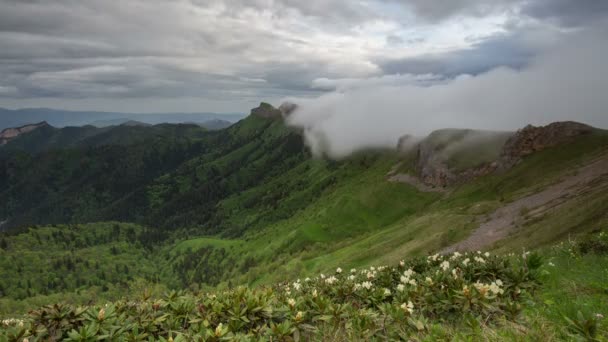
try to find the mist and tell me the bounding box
[284,23,608,159]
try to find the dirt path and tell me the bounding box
[441,154,608,253]
[388,173,447,193]
[387,163,446,193]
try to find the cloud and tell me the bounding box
[521,0,608,27]
[0,0,607,113]
[377,28,548,77]
[285,23,608,158]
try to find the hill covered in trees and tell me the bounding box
[1,103,608,339]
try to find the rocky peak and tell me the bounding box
[250,102,283,119]
[499,121,594,169]
[278,102,298,117]
[400,121,595,188]
[0,121,49,145]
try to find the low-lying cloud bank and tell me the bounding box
[284,23,608,158]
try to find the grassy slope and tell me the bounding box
[1,127,608,320]
[171,129,608,289]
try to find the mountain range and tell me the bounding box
[0,107,245,131]
[1,103,607,339]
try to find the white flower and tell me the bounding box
[425,277,433,285]
[348,275,356,281]
[354,283,362,291]
[596,313,604,319]
[350,268,357,273]
[288,298,296,307]
[285,290,291,296]
[462,258,470,266]
[362,281,373,290]
[495,279,503,286]
[312,289,318,298]
[293,282,302,291]
[451,252,461,260]
[366,271,375,279]
[320,273,325,279]
[400,301,414,314]
[399,260,405,267]
[452,268,459,279]
[305,277,311,282]
[548,262,555,267]
[384,288,391,296]
[440,261,450,271]
[404,268,415,277]
[489,281,504,295]
[336,267,343,274]
[474,256,486,264]
[397,284,405,292]
[408,279,417,286]
[484,252,490,257]
[325,276,338,285]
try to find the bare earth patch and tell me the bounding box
[442,153,608,253]
[387,163,446,193]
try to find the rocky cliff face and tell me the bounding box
[0,121,49,145]
[406,121,596,188]
[498,121,594,170]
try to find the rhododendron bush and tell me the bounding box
[1,251,542,340]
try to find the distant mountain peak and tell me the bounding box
[0,121,50,146]
[250,102,283,119]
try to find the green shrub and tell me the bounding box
[1,251,540,340]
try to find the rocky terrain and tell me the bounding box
[393,121,597,189]
[0,121,48,145]
[251,102,283,119]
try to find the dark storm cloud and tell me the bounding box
[0,0,607,112]
[378,31,536,77]
[522,0,608,27]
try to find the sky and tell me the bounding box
[0,0,607,157]
[0,0,605,113]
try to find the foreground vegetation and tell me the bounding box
[1,250,541,340]
[2,231,608,341]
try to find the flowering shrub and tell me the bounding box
[1,251,541,340]
[552,230,608,257]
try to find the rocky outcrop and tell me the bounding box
[400,121,596,188]
[498,121,594,170]
[250,102,283,119]
[0,121,49,145]
[278,102,298,117]
[415,140,454,188]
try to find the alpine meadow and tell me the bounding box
[1,1,608,341]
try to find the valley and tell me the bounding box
[1,105,607,332]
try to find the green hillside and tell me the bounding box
[1,105,608,339]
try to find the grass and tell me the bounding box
[2,128,608,326]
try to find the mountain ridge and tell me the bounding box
[0,107,246,131]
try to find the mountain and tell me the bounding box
[0,121,50,146]
[1,103,607,340]
[0,107,246,130]
[0,121,208,154]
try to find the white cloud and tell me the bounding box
[285,23,608,158]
